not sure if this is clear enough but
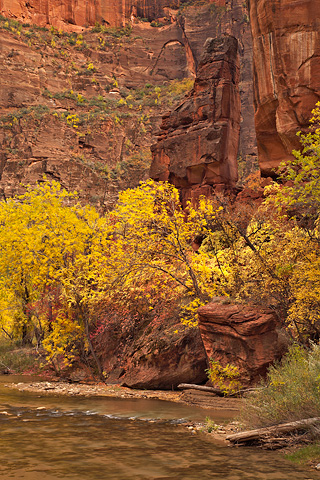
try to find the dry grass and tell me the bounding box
[0,338,41,374]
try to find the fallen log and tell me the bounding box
[177,383,225,397]
[177,383,255,397]
[227,417,320,444]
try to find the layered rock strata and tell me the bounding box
[0,21,197,205]
[150,0,257,200]
[0,0,182,30]
[0,1,256,206]
[151,35,241,203]
[249,0,320,176]
[198,299,288,385]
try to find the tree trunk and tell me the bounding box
[177,383,225,397]
[227,417,320,444]
[80,306,106,383]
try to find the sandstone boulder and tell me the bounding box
[96,314,207,390]
[198,299,288,385]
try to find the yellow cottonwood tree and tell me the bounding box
[103,180,221,324]
[0,181,111,377]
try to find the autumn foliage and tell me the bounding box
[0,103,320,378]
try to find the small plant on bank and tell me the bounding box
[204,417,219,433]
[150,21,164,28]
[285,442,320,466]
[206,359,242,395]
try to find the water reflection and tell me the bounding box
[0,377,318,480]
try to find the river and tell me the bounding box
[0,376,318,480]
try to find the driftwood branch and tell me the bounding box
[0,359,12,374]
[227,417,320,444]
[177,383,225,397]
[177,383,259,397]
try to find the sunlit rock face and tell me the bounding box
[0,0,182,30]
[150,35,241,203]
[198,299,289,386]
[0,0,256,207]
[0,0,96,31]
[248,0,320,176]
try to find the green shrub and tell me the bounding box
[242,344,320,428]
[285,442,320,465]
[204,417,219,433]
[150,21,164,28]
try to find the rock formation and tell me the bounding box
[150,0,257,201]
[248,0,320,176]
[96,314,207,389]
[198,299,288,385]
[0,0,183,31]
[3,1,320,192]
[150,35,241,203]
[0,1,256,207]
[0,18,198,205]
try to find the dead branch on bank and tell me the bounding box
[227,417,320,446]
[177,383,226,397]
[177,383,260,397]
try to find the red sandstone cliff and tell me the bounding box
[249,0,320,176]
[150,0,257,199]
[0,0,183,30]
[150,35,241,202]
[0,15,199,204]
[0,1,256,206]
[2,1,320,186]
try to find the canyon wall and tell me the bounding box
[0,0,256,207]
[249,0,320,176]
[0,0,183,30]
[150,0,257,199]
[2,1,320,185]
[0,14,200,205]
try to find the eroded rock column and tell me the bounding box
[150,35,241,204]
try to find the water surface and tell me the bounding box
[0,376,318,480]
